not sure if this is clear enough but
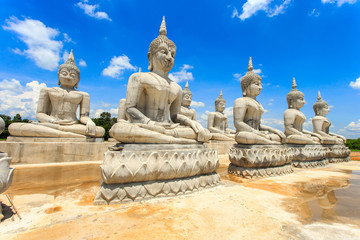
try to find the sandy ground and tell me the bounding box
[1,155,360,240]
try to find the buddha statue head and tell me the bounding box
[147,17,177,73]
[241,57,262,97]
[215,90,226,113]
[286,78,306,109]
[57,50,80,88]
[313,91,330,116]
[182,81,192,107]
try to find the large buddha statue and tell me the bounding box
[312,91,346,144]
[180,81,196,120]
[283,78,320,144]
[233,57,285,145]
[109,17,210,144]
[207,90,235,141]
[8,50,105,139]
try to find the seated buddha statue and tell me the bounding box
[233,57,285,145]
[312,91,346,144]
[207,90,235,141]
[283,78,321,144]
[109,17,210,144]
[8,50,105,138]
[179,81,196,120]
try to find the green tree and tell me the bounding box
[92,112,117,140]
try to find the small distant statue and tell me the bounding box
[207,90,235,141]
[283,78,321,144]
[8,50,105,139]
[233,57,285,144]
[180,81,196,120]
[312,91,346,144]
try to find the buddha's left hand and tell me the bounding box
[86,121,96,136]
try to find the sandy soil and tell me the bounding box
[1,155,360,240]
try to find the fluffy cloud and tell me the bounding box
[3,17,64,71]
[79,59,87,67]
[321,0,358,7]
[169,64,194,83]
[233,73,242,81]
[76,1,112,21]
[191,101,205,108]
[232,0,292,21]
[0,79,46,119]
[349,77,360,89]
[102,55,137,78]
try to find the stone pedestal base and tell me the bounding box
[287,144,329,168]
[327,145,351,163]
[0,139,112,164]
[228,144,294,178]
[95,144,221,204]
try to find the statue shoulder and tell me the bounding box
[129,72,152,82]
[234,97,247,108]
[76,90,90,97]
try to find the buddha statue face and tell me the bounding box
[318,103,330,116]
[313,91,330,116]
[58,67,80,88]
[215,101,225,113]
[245,79,262,97]
[287,93,306,110]
[149,42,175,73]
[182,93,192,107]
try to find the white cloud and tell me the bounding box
[308,9,320,17]
[223,107,234,117]
[321,0,357,7]
[62,50,70,62]
[90,108,118,118]
[253,68,262,75]
[232,0,291,21]
[349,77,360,89]
[63,33,73,43]
[79,59,87,67]
[267,98,274,105]
[102,55,137,78]
[169,64,194,83]
[262,118,284,131]
[3,17,63,71]
[0,79,46,119]
[191,101,205,108]
[233,73,242,81]
[76,1,112,21]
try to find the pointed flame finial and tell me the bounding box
[185,80,189,88]
[292,77,297,89]
[317,91,322,101]
[67,49,75,63]
[248,57,253,71]
[219,89,223,97]
[159,16,167,36]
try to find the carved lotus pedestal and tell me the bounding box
[287,144,329,168]
[326,144,351,163]
[228,145,294,178]
[0,152,15,221]
[94,144,221,204]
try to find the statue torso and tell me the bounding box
[285,109,306,133]
[321,117,331,133]
[48,87,83,121]
[131,72,181,123]
[243,97,264,130]
[180,106,195,120]
[212,112,227,132]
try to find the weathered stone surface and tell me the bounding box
[327,144,351,163]
[228,163,293,178]
[0,141,113,164]
[228,144,294,178]
[101,144,218,184]
[94,173,220,204]
[95,144,220,204]
[6,136,104,142]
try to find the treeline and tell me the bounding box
[345,139,360,151]
[0,112,117,140]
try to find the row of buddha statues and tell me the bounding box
[1,16,351,205]
[7,42,346,147]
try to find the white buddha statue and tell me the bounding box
[8,50,105,139]
[233,57,285,145]
[109,17,210,144]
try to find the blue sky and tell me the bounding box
[0,0,360,138]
